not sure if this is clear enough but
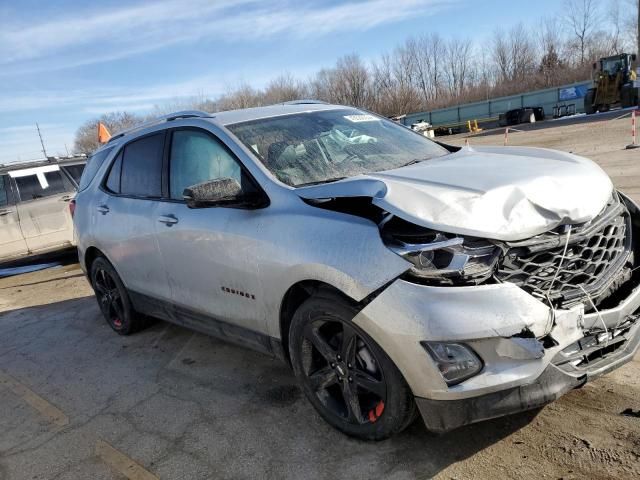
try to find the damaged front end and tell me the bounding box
[347,191,640,433]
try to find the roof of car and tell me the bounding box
[0,156,87,175]
[94,101,350,155]
[211,102,344,126]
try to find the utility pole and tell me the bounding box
[36,123,49,160]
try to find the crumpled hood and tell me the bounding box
[297,146,613,241]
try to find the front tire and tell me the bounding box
[90,256,144,335]
[289,293,416,440]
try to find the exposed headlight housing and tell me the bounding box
[421,342,483,385]
[382,219,502,285]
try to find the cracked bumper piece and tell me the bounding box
[416,319,640,433]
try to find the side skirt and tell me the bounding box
[128,290,286,361]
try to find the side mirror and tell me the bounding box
[592,62,597,70]
[183,177,266,209]
[632,54,637,62]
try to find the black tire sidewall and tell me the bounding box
[289,294,415,440]
[90,257,135,335]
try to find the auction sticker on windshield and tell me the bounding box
[344,114,378,122]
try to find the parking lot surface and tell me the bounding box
[1,117,640,479]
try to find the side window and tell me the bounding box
[0,175,8,207]
[13,169,68,201]
[79,148,113,191]
[61,164,85,185]
[105,151,123,194]
[169,130,242,200]
[120,133,164,197]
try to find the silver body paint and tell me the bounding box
[74,103,640,411]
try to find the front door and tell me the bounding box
[10,165,74,252]
[0,174,28,260]
[154,128,267,337]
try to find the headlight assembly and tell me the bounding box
[386,230,502,285]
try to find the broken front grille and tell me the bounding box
[495,195,633,309]
[553,315,639,373]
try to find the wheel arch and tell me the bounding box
[84,246,105,275]
[279,280,356,364]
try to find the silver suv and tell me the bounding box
[74,103,640,440]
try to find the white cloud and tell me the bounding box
[0,0,453,73]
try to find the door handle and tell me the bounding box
[60,195,73,202]
[158,215,178,226]
[0,209,10,216]
[97,205,110,215]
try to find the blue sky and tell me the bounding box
[0,0,562,164]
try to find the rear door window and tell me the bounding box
[78,147,113,191]
[12,168,69,201]
[61,164,85,185]
[120,133,164,198]
[0,175,8,207]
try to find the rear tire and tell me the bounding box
[90,256,146,335]
[584,89,596,114]
[289,293,416,440]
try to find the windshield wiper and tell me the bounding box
[399,158,428,168]
[296,177,347,187]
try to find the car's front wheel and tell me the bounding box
[289,292,416,440]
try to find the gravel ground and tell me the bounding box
[0,117,639,479]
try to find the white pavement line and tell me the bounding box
[96,440,159,480]
[0,369,69,427]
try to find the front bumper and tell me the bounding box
[416,317,640,432]
[353,276,640,431]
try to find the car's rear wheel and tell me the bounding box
[289,293,416,440]
[90,256,143,335]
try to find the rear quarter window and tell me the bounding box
[78,147,113,191]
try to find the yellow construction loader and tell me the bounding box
[584,53,639,114]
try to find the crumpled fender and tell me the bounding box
[297,146,613,241]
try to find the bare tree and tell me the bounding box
[73,111,143,155]
[262,73,309,104]
[565,0,599,64]
[443,38,473,98]
[217,83,262,110]
[405,33,445,106]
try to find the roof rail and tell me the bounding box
[282,100,329,105]
[107,110,213,144]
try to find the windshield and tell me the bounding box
[226,108,448,187]
[601,57,625,75]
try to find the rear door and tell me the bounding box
[10,165,75,252]
[0,174,28,260]
[93,132,171,314]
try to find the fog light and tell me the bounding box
[421,342,483,386]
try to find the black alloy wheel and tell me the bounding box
[301,317,387,425]
[289,293,416,440]
[90,256,143,335]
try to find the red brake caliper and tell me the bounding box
[368,400,385,423]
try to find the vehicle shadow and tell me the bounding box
[0,248,79,278]
[0,295,541,480]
